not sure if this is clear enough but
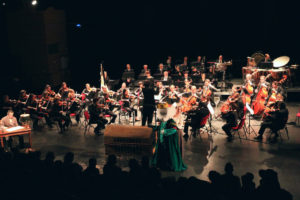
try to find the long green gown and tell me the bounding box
[151,119,187,171]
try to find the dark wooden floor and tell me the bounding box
[24,102,300,199]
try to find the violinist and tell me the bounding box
[117,82,127,100]
[134,82,144,107]
[49,98,71,133]
[167,85,179,105]
[183,101,210,138]
[241,74,254,105]
[154,81,167,101]
[98,86,117,124]
[121,89,138,122]
[181,80,191,94]
[88,98,108,135]
[191,66,200,76]
[82,83,97,103]
[200,79,213,103]
[15,90,29,119]
[43,84,56,97]
[255,102,289,142]
[27,94,43,130]
[157,63,165,75]
[67,92,82,124]
[58,82,69,100]
[221,86,242,138]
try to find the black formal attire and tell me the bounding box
[50,103,71,132]
[98,96,117,124]
[88,103,108,134]
[184,106,209,134]
[161,76,172,85]
[141,87,157,126]
[58,88,69,100]
[222,111,238,137]
[258,108,289,137]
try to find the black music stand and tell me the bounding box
[245,103,257,137]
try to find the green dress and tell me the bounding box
[151,119,187,171]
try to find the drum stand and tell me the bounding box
[245,113,257,137]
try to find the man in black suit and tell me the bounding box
[141,81,158,126]
[255,102,289,142]
[88,98,108,135]
[157,63,165,75]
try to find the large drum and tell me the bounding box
[268,68,288,81]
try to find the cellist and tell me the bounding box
[251,75,270,116]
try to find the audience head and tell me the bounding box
[64,152,74,164]
[225,162,234,174]
[88,158,97,168]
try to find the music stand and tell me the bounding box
[207,102,218,134]
[245,103,257,136]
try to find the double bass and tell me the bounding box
[251,82,269,116]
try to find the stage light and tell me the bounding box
[31,0,37,6]
[76,24,82,28]
[2,2,5,6]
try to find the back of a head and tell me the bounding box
[225,162,234,174]
[208,170,221,183]
[89,158,97,167]
[45,151,55,162]
[64,152,74,164]
[107,154,117,165]
[144,80,150,88]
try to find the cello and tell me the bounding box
[251,75,271,116]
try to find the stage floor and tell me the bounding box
[27,102,300,199]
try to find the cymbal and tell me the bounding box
[273,56,290,68]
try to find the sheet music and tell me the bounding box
[5,126,24,132]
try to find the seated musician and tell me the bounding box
[242,74,254,105]
[134,81,144,102]
[173,65,183,81]
[43,84,56,97]
[27,94,51,130]
[255,102,289,142]
[266,81,286,104]
[125,64,134,72]
[161,71,172,85]
[182,71,192,84]
[15,90,29,119]
[166,56,172,69]
[88,98,108,135]
[181,80,191,94]
[0,110,25,149]
[145,71,154,87]
[82,83,97,102]
[191,86,200,100]
[183,102,209,138]
[155,81,167,99]
[221,86,244,139]
[117,82,127,100]
[141,64,151,76]
[58,82,69,100]
[167,85,179,104]
[121,89,138,122]
[99,86,117,124]
[67,91,82,124]
[157,63,165,75]
[49,98,71,133]
[191,66,200,76]
[180,56,189,71]
[199,73,206,84]
[217,55,223,63]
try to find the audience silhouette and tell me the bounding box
[0,150,293,200]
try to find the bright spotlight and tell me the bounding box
[76,24,82,28]
[31,0,37,6]
[2,2,6,6]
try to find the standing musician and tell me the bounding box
[251,75,270,116]
[167,85,179,105]
[255,102,288,142]
[49,98,71,133]
[241,74,254,105]
[221,86,244,138]
[58,82,69,100]
[43,84,56,97]
[121,89,138,122]
[88,98,108,135]
[183,101,210,138]
[98,86,117,124]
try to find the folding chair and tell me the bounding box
[231,116,247,140]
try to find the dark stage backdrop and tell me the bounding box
[1,0,299,96]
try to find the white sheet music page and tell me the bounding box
[6,126,24,132]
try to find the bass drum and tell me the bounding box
[251,52,265,66]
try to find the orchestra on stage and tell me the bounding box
[0,53,295,147]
